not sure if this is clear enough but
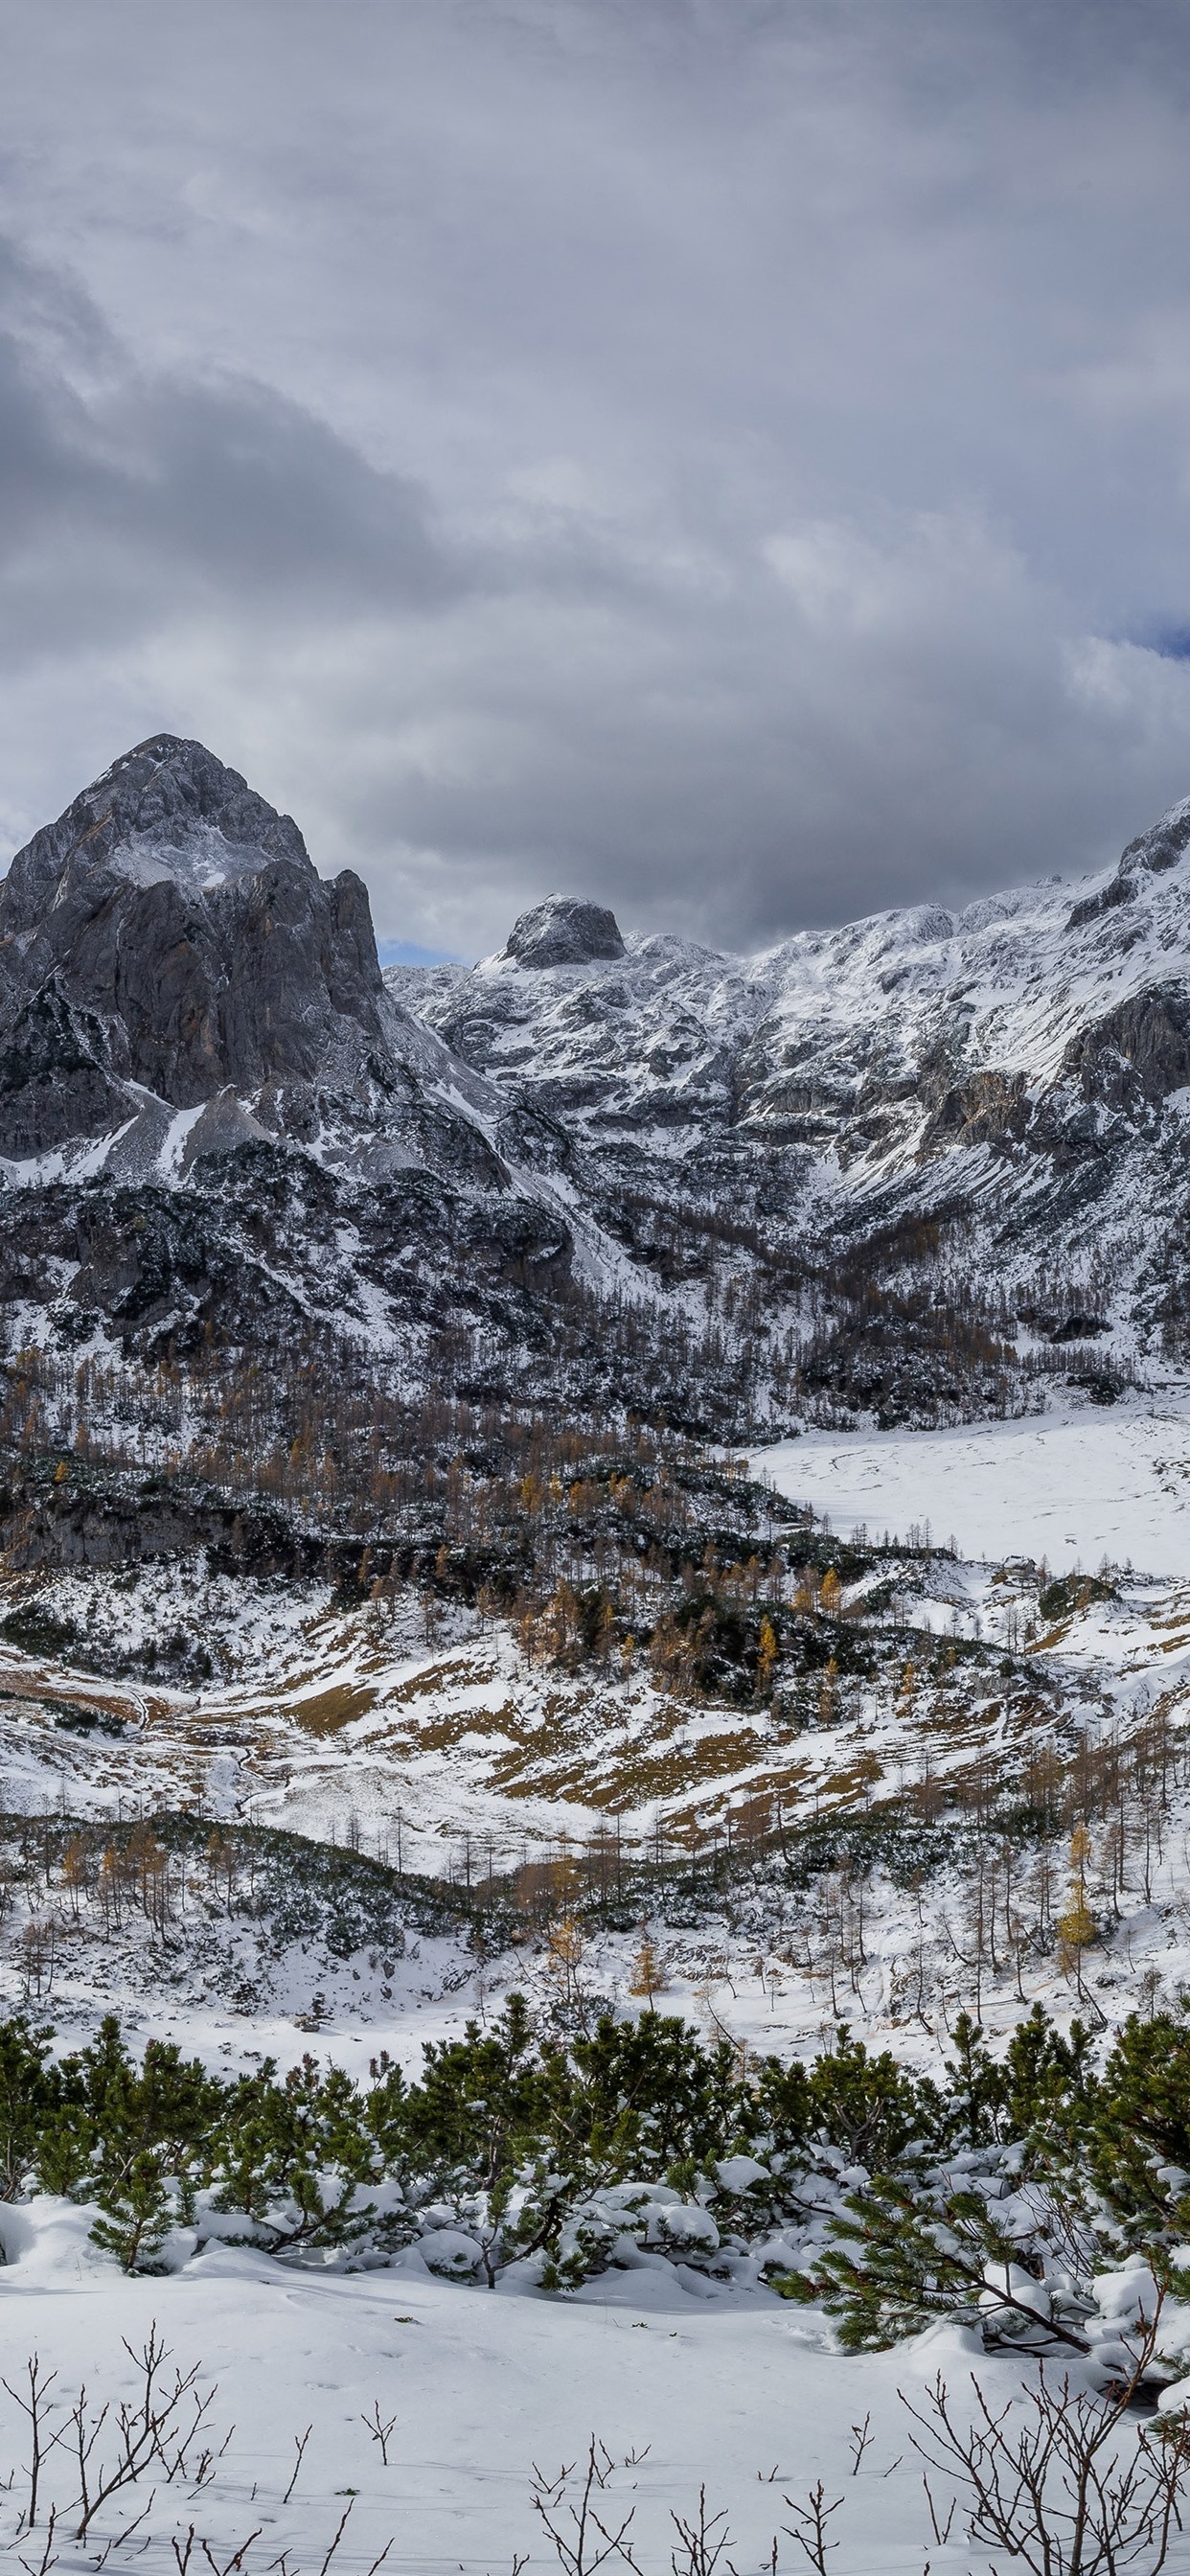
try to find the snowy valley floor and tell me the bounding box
[0,2199,1038,2576]
[9,1392,1190,2571]
[752,1381,1190,1572]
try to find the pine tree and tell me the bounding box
[942,2012,1006,2148]
[90,2151,174,2274]
[1001,2004,1095,2158]
[779,2168,1092,2356]
[806,2027,937,2167]
[1090,2011,1190,2233]
[214,2053,377,2251]
[0,2016,59,2200]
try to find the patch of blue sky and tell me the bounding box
[378,937,462,969]
[1141,629,1190,661]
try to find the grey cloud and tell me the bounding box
[0,242,454,648]
[2,4,1190,952]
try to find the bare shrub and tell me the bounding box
[903,2299,1190,2576]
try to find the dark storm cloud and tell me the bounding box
[0,242,453,647]
[2,1,1190,954]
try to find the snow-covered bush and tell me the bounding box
[7,1991,1190,2350]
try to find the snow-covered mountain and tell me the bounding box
[0,736,598,1378]
[3,732,1190,1423]
[390,794,1190,1395]
[396,794,1190,1216]
[0,732,530,1185]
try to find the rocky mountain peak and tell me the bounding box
[5,743,1190,1428]
[1119,794,1190,880]
[1065,795,1190,933]
[498,895,626,970]
[0,737,390,1152]
[2,735,311,928]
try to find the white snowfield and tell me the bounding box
[752,1388,1190,1575]
[0,2200,1081,2576]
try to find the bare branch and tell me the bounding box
[670,2484,733,2576]
[783,2481,844,2575]
[282,2426,312,2507]
[3,2355,61,2530]
[360,2402,398,2469]
[16,2498,57,2576]
[847,2416,873,2479]
[531,2436,642,2576]
[315,2498,354,2576]
[200,2531,263,2576]
[900,2297,1190,2576]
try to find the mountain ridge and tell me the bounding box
[1,734,1189,1430]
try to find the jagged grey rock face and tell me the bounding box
[2,734,309,920]
[1065,796,1190,931]
[0,735,389,1143]
[498,895,626,969]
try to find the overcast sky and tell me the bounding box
[3,2,1190,958]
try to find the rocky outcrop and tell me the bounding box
[1059,987,1190,1115]
[916,1068,1030,1159]
[1065,798,1190,931]
[497,896,626,970]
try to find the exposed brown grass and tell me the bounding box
[288,1680,378,1736]
[384,1656,490,1703]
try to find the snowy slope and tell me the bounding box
[10,1383,1190,2080]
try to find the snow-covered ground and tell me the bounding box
[0,2199,1106,2576]
[753,1386,1190,1575]
[6,1428,1190,2090]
